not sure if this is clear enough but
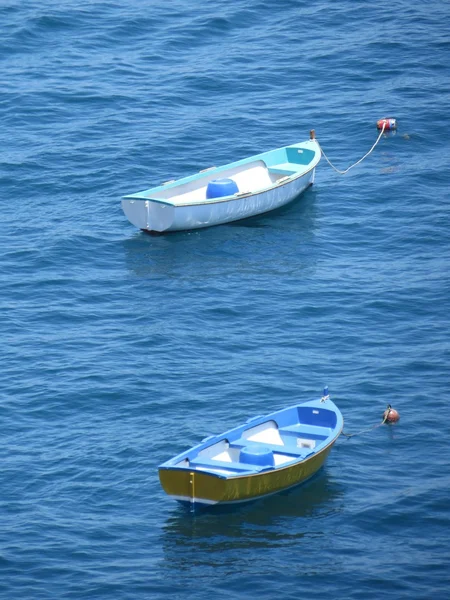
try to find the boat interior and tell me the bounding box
[174,405,337,476]
[125,144,318,207]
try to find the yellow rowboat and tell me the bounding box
[159,389,343,509]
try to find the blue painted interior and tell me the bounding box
[285,147,316,165]
[160,398,342,478]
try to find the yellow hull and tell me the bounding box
[159,441,335,506]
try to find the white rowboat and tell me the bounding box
[122,132,321,233]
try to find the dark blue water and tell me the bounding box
[1,1,449,598]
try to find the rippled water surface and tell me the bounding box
[1,1,450,598]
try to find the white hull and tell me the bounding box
[122,138,321,233]
[122,168,315,233]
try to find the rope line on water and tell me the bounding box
[342,404,392,438]
[342,411,388,438]
[317,122,386,175]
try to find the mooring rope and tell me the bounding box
[341,403,402,438]
[342,412,388,438]
[317,122,386,175]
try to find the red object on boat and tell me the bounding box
[377,118,397,130]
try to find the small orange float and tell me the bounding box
[383,404,400,423]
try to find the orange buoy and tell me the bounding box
[383,404,400,423]
[377,118,397,130]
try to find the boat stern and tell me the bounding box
[159,466,229,506]
[121,197,175,232]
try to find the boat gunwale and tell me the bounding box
[158,425,343,482]
[122,142,321,208]
[158,398,343,480]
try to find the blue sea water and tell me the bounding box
[1,0,450,598]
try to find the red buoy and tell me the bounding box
[377,118,397,130]
[383,405,400,423]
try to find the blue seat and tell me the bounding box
[267,163,303,176]
[189,457,262,473]
[231,439,305,458]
